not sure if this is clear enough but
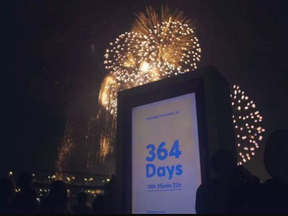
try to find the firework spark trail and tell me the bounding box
[86,76,118,164]
[97,105,117,162]
[56,121,75,180]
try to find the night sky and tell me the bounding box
[4,0,288,179]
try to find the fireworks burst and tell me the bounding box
[94,6,265,164]
[132,6,201,74]
[56,121,75,180]
[103,7,201,116]
[230,85,265,165]
[98,7,201,162]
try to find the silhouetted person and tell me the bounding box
[245,130,288,214]
[232,165,262,213]
[14,172,38,214]
[103,175,116,214]
[0,178,17,214]
[196,150,245,214]
[92,195,105,214]
[38,180,71,214]
[71,192,92,214]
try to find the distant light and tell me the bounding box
[107,178,110,182]
[9,171,13,176]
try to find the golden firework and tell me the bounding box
[85,6,266,167]
[97,6,201,162]
[98,75,119,115]
[230,85,265,165]
[102,7,201,113]
[56,122,75,180]
[132,6,201,75]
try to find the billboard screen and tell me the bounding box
[132,93,201,214]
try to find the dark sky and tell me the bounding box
[4,0,288,179]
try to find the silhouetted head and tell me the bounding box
[77,192,88,205]
[49,180,68,201]
[18,172,34,190]
[210,150,235,177]
[264,130,288,183]
[39,180,69,214]
[92,195,105,214]
[0,178,16,203]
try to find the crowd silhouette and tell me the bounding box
[0,175,112,214]
[71,192,93,214]
[196,130,288,214]
[15,172,39,214]
[0,177,17,214]
[1,131,287,214]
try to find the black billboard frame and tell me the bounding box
[115,66,236,214]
